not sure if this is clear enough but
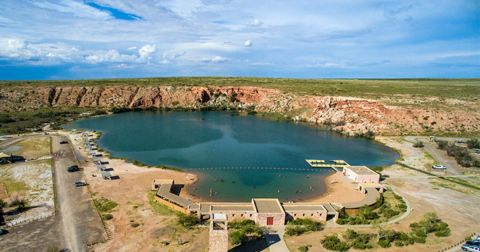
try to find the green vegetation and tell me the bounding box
[0,107,106,134]
[285,218,323,236]
[176,213,199,229]
[297,245,312,252]
[397,162,480,191]
[228,219,265,246]
[321,235,351,251]
[323,213,450,250]
[0,178,28,196]
[101,213,113,221]
[336,190,406,225]
[467,138,480,149]
[343,229,374,249]
[9,197,28,210]
[413,141,424,148]
[93,197,118,212]
[3,78,479,101]
[147,191,175,215]
[437,141,480,168]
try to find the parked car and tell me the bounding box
[74,180,88,187]
[462,238,480,251]
[59,140,68,144]
[0,229,8,235]
[67,165,80,172]
[432,164,447,170]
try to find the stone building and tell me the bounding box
[343,166,380,183]
[209,213,229,252]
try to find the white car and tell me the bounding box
[432,164,447,169]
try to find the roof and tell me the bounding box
[212,213,227,220]
[282,203,326,212]
[342,187,381,209]
[345,166,378,175]
[211,203,255,212]
[252,198,284,214]
[157,191,192,208]
[154,180,192,208]
[0,152,9,158]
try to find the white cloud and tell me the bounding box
[204,55,229,63]
[85,49,136,64]
[138,44,156,60]
[251,18,262,26]
[127,46,137,50]
[0,38,79,64]
[244,40,253,47]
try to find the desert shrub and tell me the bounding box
[413,141,424,148]
[343,229,372,250]
[298,245,311,252]
[360,206,379,220]
[93,197,118,212]
[444,144,477,167]
[176,213,199,228]
[437,140,448,150]
[228,219,264,246]
[286,218,323,236]
[467,138,480,149]
[9,197,28,209]
[101,213,113,220]
[228,220,264,245]
[409,212,451,238]
[321,235,350,251]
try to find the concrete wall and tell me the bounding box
[213,211,257,222]
[154,196,189,214]
[344,169,380,183]
[285,210,327,222]
[256,213,285,228]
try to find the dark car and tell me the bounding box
[59,140,68,144]
[0,229,8,235]
[74,180,88,187]
[67,165,80,172]
[462,240,480,251]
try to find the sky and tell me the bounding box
[0,0,478,80]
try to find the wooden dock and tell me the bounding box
[305,159,350,172]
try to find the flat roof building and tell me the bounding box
[343,166,380,184]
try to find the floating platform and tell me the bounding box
[305,159,350,171]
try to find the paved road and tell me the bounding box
[52,135,105,252]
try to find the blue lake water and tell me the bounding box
[65,111,399,201]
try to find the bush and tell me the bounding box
[298,245,311,252]
[176,213,199,228]
[9,197,28,209]
[321,235,350,251]
[413,141,424,148]
[378,239,391,248]
[467,138,480,149]
[93,197,118,212]
[101,213,113,220]
[437,140,448,150]
[228,220,264,246]
[286,218,323,236]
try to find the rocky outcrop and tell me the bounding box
[1,85,478,136]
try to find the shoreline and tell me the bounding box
[64,129,366,205]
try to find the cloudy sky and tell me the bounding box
[0,0,478,80]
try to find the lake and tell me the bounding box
[65,111,399,201]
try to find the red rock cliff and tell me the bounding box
[1,85,478,136]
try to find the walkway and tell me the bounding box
[265,228,290,252]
